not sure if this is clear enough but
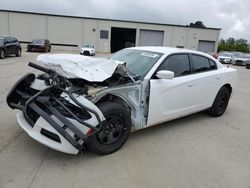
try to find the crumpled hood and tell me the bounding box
[37,54,125,82]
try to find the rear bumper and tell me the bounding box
[7,73,104,154]
[28,45,46,52]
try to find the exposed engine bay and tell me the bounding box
[36,54,141,98]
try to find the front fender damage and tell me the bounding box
[6,74,105,154]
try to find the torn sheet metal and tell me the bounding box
[37,54,125,82]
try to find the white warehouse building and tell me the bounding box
[0,10,221,53]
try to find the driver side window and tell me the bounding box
[158,54,191,77]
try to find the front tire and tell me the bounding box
[208,87,230,117]
[0,49,5,59]
[16,48,21,57]
[88,102,131,155]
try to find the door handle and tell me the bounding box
[188,83,194,87]
[216,76,221,80]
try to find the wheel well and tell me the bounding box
[223,84,232,94]
[96,94,131,112]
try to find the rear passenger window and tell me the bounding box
[209,60,217,70]
[192,55,211,73]
[9,37,17,43]
[158,54,191,77]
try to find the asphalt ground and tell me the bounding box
[0,51,250,188]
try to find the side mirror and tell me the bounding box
[156,70,174,80]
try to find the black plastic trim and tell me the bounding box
[29,103,83,150]
[41,128,61,143]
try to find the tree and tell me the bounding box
[218,37,250,52]
[189,21,206,28]
[235,38,249,52]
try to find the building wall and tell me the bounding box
[0,10,220,53]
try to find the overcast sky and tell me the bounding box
[1,0,250,41]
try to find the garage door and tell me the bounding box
[198,40,215,53]
[139,30,164,46]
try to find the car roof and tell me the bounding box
[0,35,11,38]
[32,39,47,41]
[131,46,212,58]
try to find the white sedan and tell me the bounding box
[7,47,237,155]
[218,52,233,64]
[80,44,96,56]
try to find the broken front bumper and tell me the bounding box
[6,73,104,154]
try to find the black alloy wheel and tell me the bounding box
[97,115,126,145]
[16,48,21,57]
[208,87,230,117]
[87,102,131,155]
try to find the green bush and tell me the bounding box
[218,38,250,52]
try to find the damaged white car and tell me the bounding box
[7,47,237,155]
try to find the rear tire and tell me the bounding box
[246,64,250,69]
[16,48,21,57]
[208,87,230,117]
[88,102,131,155]
[0,49,5,59]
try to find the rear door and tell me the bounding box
[10,37,19,54]
[147,54,197,126]
[189,54,223,109]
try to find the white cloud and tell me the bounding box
[1,0,250,41]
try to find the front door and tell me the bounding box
[147,54,196,126]
[4,37,13,55]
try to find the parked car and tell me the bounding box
[80,44,95,56]
[231,53,250,66]
[0,36,22,59]
[244,54,250,69]
[6,47,237,155]
[27,39,51,52]
[218,52,233,64]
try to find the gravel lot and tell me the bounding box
[0,51,250,188]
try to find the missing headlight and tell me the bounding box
[54,97,92,120]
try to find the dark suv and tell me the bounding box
[0,36,22,59]
[27,39,51,52]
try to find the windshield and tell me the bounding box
[82,44,94,48]
[31,40,45,45]
[220,52,232,57]
[238,54,250,59]
[109,49,163,78]
[0,37,4,45]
